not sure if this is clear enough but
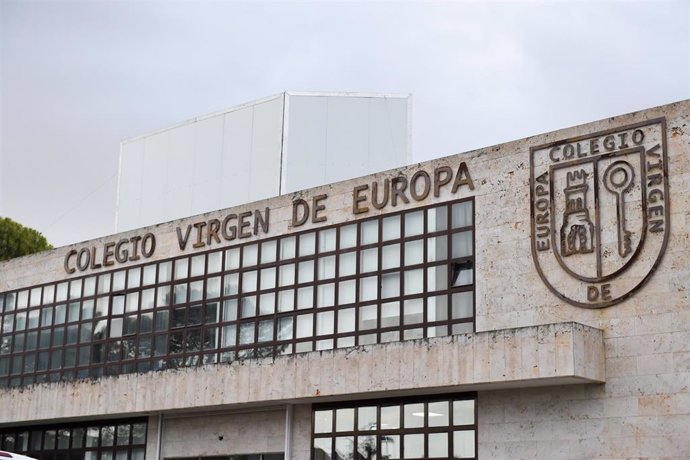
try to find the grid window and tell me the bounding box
[312,394,477,460]
[0,198,474,388]
[0,419,146,460]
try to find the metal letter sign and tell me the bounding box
[530,119,670,308]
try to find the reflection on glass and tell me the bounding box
[280,236,296,260]
[155,287,170,308]
[85,427,99,447]
[404,269,424,295]
[452,261,473,287]
[241,297,256,318]
[223,299,238,321]
[316,311,334,336]
[297,287,313,309]
[381,302,400,328]
[360,220,378,245]
[277,290,294,312]
[428,432,448,458]
[380,434,400,459]
[359,305,377,330]
[68,280,81,300]
[357,435,376,459]
[404,240,424,266]
[403,433,424,458]
[404,403,424,428]
[313,437,332,460]
[405,211,424,237]
[173,259,188,281]
[243,244,258,267]
[340,224,357,249]
[261,240,277,264]
[317,284,334,308]
[360,248,378,273]
[427,205,448,232]
[339,252,356,276]
[277,317,293,340]
[403,328,423,340]
[207,251,222,274]
[260,267,276,290]
[54,304,67,323]
[359,276,377,302]
[428,295,448,322]
[239,323,254,345]
[126,292,139,312]
[279,264,295,287]
[452,231,473,258]
[259,293,275,315]
[158,262,172,283]
[453,400,475,425]
[382,215,401,241]
[335,407,355,432]
[428,401,450,426]
[381,244,400,270]
[452,292,473,319]
[225,248,240,270]
[319,228,337,252]
[335,436,354,459]
[339,280,356,305]
[172,284,187,305]
[427,265,448,292]
[296,314,313,338]
[337,308,355,333]
[453,430,475,458]
[452,201,473,228]
[300,232,316,256]
[258,320,273,342]
[101,426,114,447]
[141,289,155,310]
[221,325,236,347]
[318,256,336,280]
[242,271,257,293]
[380,405,400,429]
[381,273,400,299]
[298,261,315,283]
[358,406,377,431]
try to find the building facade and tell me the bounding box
[1,100,688,459]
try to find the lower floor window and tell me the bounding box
[312,394,476,459]
[0,418,147,460]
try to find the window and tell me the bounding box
[312,394,477,459]
[0,419,147,460]
[0,198,474,389]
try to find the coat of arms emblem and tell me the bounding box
[530,119,670,308]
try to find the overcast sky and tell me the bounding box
[1,0,688,248]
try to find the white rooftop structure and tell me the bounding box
[116,91,411,231]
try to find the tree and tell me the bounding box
[0,217,53,261]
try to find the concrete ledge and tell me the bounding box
[1,322,604,424]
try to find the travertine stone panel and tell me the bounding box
[0,322,603,424]
[160,409,285,457]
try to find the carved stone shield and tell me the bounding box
[530,119,670,308]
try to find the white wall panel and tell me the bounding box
[117,92,408,231]
[116,140,145,231]
[324,96,370,185]
[249,97,283,202]
[140,132,170,227]
[283,95,327,193]
[222,105,256,205]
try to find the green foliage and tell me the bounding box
[0,217,53,261]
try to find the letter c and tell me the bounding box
[64,250,77,274]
